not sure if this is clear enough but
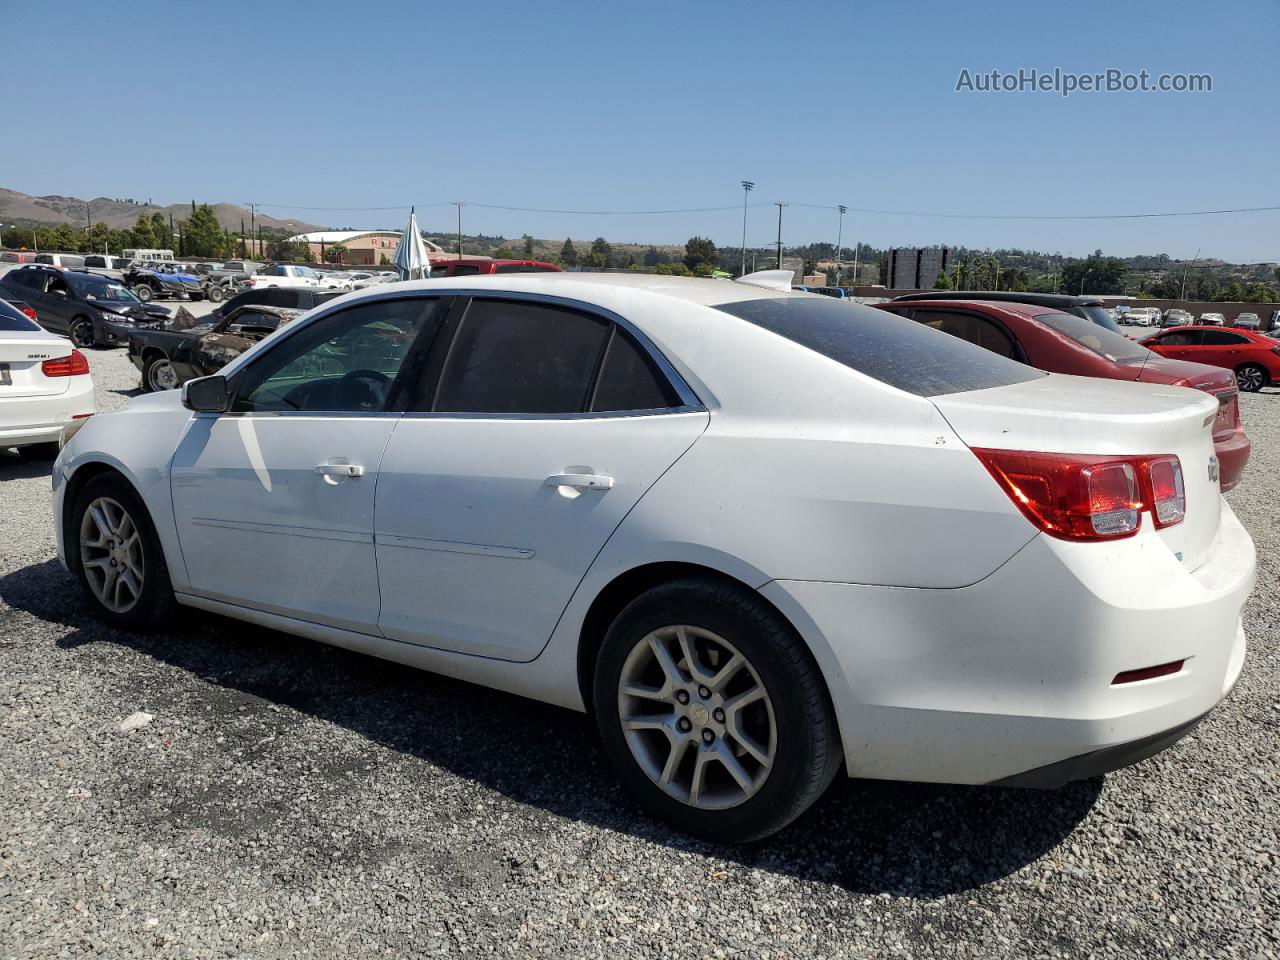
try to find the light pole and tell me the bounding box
[774,202,786,273]
[834,204,846,286]
[739,181,754,276]
[452,202,464,256]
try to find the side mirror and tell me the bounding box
[182,375,230,412]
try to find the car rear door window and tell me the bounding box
[907,309,1021,360]
[713,296,1042,397]
[1200,331,1250,346]
[432,299,611,414]
[1156,331,1200,346]
[590,327,682,412]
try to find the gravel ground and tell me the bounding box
[1,344,1277,959]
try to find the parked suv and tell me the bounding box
[889,291,1124,333]
[0,264,170,347]
[33,253,86,269]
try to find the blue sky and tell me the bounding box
[8,0,1278,261]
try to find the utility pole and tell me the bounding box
[247,203,257,258]
[1179,248,1201,302]
[834,205,846,286]
[774,202,786,273]
[739,181,754,277]
[452,202,464,256]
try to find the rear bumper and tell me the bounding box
[761,501,1254,786]
[1215,426,1251,492]
[0,378,96,448]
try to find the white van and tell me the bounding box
[121,248,175,263]
[33,253,86,268]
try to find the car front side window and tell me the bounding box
[232,298,443,414]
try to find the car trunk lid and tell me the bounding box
[0,332,72,398]
[932,373,1222,571]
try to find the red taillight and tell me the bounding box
[20,306,38,321]
[41,350,90,377]
[973,449,1184,541]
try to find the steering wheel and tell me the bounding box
[334,369,391,411]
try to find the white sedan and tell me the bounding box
[1,299,96,458]
[52,272,1254,841]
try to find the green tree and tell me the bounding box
[682,236,717,272]
[1060,254,1126,295]
[266,237,313,262]
[933,270,954,290]
[149,212,170,250]
[642,246,668,267]
[327,244,347,264]
[590,237,613,267]
[492,245,515,259]
[521,234,534,258]
[1244,282,1277,303]
[182,204,226,258]
[559,237,579,267]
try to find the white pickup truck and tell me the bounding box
[243,264,349,291]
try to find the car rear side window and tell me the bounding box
[432,299,610,414]
[590,327,681,412]
[714,297,1043,397]
[905,309,1021,360]
[1201,331,1250,346]
[1036,312,1150,362]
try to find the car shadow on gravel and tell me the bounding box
[4,558,1101,899]
[0,450,56,480]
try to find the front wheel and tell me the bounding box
[206,284,225,303]
[1236,364,1267,392]
[144,355,180,392]
[593,577,842,843]
[133,284,154,302]
[71,473,175,630]
[69,317,95,348]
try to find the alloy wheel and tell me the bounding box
[70,321,94,348]
[1236,366,1265,392]
[617,625,776,810]
[148,360,179,392]
[79,497,145,613]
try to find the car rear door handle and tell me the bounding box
[545,472,614,491]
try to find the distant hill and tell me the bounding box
[0,188,326,234]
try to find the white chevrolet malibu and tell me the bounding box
[1,299,96,458]
[53,273,1254,841]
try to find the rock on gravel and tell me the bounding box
[1,347,1277,958]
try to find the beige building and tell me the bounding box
[288,230,445,265]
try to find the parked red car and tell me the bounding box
[1139,325,1280,394]
[428,258,562,277]
[878,299,1251,491]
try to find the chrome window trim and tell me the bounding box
[222,287,705,416]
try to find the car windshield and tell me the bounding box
[67,274,139,303]
[1037,312,1150,362]
[1080,304,1123,333]
[714,296,1043,397]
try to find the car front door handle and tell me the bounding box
[545,472,614,491]
[315,461,365,479]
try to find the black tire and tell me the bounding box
[1236,363,1267,393]
[18,442,60,460]
[69,317,95,348]
[69,472,175,631]
[593,577,842,843]
[142,354,179,392]
[207,284,225,303]
[133,284,154,302]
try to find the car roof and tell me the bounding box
[880,298,1054,320]
[891,290,1109,307]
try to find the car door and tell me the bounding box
[1196,329,1252,367]
[374,294,709,662]
[169,295,445,631]
[1147,329,1203,361]
[38,270,77,334]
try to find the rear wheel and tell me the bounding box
[69,317,94,348]
[206,284,225,303]
[144,355,180,392]
[1236,364,1267,392]
[71,473,175,630]
[593,577,842,842]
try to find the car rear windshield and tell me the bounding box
[1037,312,1150,362]
[0,302,39,331]
[713,297,1043,397]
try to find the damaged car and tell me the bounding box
[128,304,302,392]
[124,262,205,302]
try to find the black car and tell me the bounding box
[207,286,343,322]
[129,304,303,392]
[889,290,1123,333]
[0,265,171,348]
